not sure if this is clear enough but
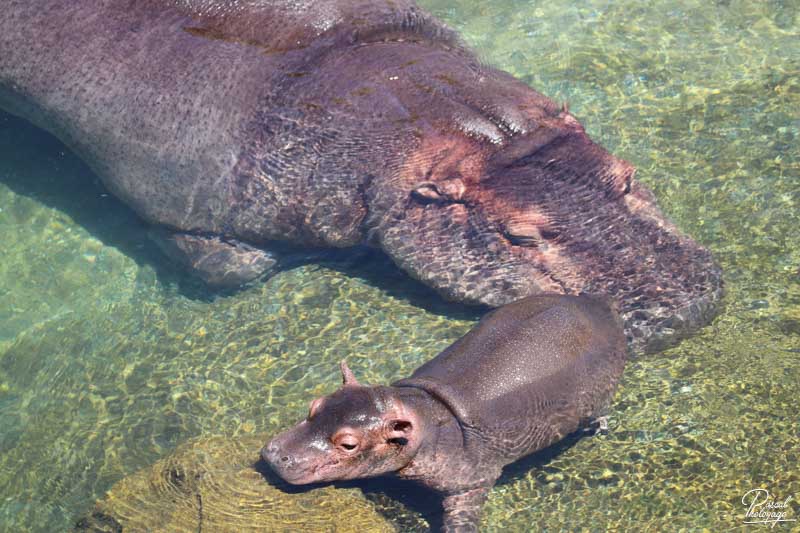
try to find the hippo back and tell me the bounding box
[394,294,626,456]
[0,0,454,235]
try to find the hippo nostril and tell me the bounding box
[276,453,296,468]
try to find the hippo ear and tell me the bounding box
[339,360,360,387]
[384,419,413,445]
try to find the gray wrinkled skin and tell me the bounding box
[264,294,628,532]
[0,0,722,352]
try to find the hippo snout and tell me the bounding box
[261,441,294,467]
[260,442,274,463]
[262,437,317,485]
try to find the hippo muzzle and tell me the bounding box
[261,441,302,481]
[262,421,336,485]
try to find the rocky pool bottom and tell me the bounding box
[1,0,799,530]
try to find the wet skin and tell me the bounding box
[264,294,627,532]
[0,0,721,353]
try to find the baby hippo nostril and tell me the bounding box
[278,454,296,468]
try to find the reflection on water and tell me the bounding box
[0,0,798,530]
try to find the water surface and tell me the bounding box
[0,0,798,530]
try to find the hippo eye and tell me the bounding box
[411,177,466,204]
[333,433,360,453]
[503,215,560,247]
[411,182,445,202]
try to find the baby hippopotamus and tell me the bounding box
[263,294,627,531]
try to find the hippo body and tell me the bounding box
[0,0,721,351]
[264,294,627,531]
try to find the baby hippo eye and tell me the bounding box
[333,433,360,453]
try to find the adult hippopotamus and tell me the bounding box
[263,293,627,531]
[0,0,722,352]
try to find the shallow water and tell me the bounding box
[1,0,798,531]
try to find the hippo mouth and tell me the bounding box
[262,442,323,485]
[262,437,355,485]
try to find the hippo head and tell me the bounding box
[368,103,722,353]
[262,362,423,485]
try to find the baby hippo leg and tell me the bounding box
[442,487,491,533]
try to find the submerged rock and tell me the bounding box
[74,434,394,532]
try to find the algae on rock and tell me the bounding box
[75,434,394,533]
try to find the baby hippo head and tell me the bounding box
[262,361,423,485]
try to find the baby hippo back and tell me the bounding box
[394,294,626,459]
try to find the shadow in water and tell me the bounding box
[0,110,483,321]
[254,456,441,532]
[0,111,187,289]
[253,430,592,532]
[498,430,585,485]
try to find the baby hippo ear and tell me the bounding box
[339,360,360,387]
[385,419,413,445]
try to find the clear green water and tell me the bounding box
[0,0,798,531]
